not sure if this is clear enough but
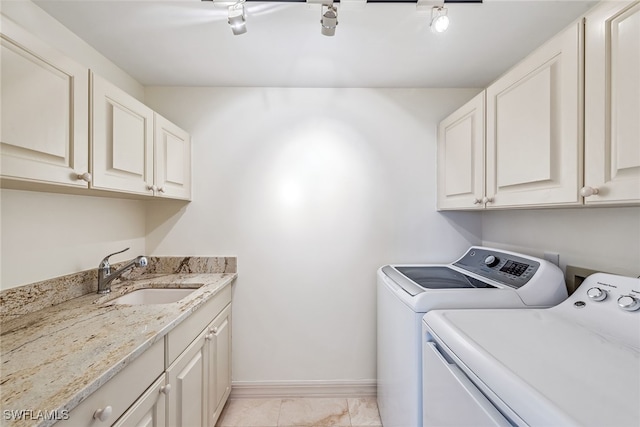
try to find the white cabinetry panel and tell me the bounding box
[113,375,167,427]
[91,72,154,196]
[154,114,191,200]
[207,305,232,426]
[584,1,640,205]
[0,15,89,187]
[486,22,582,208]
[437,92,485,210]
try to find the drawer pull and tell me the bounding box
[93,406,112,422]
[210,326,219,334]
[205,333,213,341]
[160,384,172,395]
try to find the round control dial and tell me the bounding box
[484,255,500,267]
[586,287,607,302]
[617,295,640,312]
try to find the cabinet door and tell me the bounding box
[112,375,167,427]
[584,1,640,205]
[154,114,191,200]
[167,328,208,427]
[437,92,485,210]
[486,22,583,208]
[0,16,89,188]
[91,72,154,196]
[207,305,232,427]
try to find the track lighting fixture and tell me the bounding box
[228,1,247,35]
[321,3,338,37]
[430,5,449,33]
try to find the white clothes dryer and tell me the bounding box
[422,272,640,427]
[377,246,567,427]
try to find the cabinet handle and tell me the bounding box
[146,184,157,192]
[160,384,172,395]
[157,187,165,193]
[580,186,600,197]
[210,326,219,334]
[205,333,213,340]
[482,196,493,204]
[76,172,92,183]
[93,406,113,422]
[473,198,482,205]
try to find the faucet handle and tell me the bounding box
[99,247,130,268]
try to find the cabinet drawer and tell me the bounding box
[59,339,164,427]
[167,285,232,366]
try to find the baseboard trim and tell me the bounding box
[229,380,377,399]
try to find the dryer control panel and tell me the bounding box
[453,248,540,289]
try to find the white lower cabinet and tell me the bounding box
[112,376,168,427]
[207,306,232,426]
[59,287,232,427]
[167,327,208,427]
[58,340,164,427]
[167,303,232,427]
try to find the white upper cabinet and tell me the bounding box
[583,1,640,205]
[91,72,155,196]
[437,92,485,210]
[0,15,90,188]
[485,22,583,208]
[155,114,192,200]
[91,72,192,200]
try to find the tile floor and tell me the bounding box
[216,397,382,427]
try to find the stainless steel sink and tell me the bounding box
[109,288,196,305]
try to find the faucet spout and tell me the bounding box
[97,248,148,294]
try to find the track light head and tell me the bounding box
[228,1,247,35]
[321,4,338,37]
[430,6,449,33]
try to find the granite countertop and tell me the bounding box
[0,259,237,427]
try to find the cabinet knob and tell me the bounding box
[76,172,92,183]
[93,406,112,422]
[580,186,600,197]
[210,326,219,334]
[157,187,165,193]
[160,384,172,395]
[205,333,213,340]
[482,196,493,204]
[147,184,157,192]
[473,198,482,205]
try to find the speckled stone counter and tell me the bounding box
[0,257,237,427]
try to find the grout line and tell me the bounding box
[276,398,283,427]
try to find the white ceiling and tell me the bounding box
[35,0,596,88]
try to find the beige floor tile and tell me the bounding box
[216,398,282,427]
[278,398,351,427]
[347,398,382,426]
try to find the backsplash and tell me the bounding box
[0,256,237,322]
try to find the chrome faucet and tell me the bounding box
[97,248,148,294]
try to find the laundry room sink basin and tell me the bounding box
[110,288,197,305]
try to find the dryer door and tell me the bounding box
[423,342,510,427]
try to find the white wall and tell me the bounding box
[482,207,640,278]
[144,87,483,385]
[0,189,147,289]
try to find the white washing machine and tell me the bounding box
[377,246,568,427]
[422,272,640,427]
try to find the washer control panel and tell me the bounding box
[454,248,540,289]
